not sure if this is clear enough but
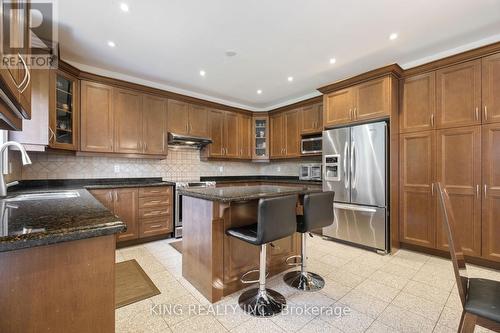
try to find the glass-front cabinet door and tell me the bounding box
[49,70,79,150]
[252,115,269,160]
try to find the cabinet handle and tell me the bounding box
[431,183,434,196]
[48,127,55,143]
[16,53,29,91]
[114,191,118,202]
[475,107,479,121]
[476,184,479,198]
[149,224,163,229]
[349,108,352,120]
[484,185,488,198]
[430,114,434,127]
[484,105,488,121]
[19,56,31,94]
[353,107,357,119]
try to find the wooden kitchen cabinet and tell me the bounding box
[205,109,247,159]
[399,131,436,248]
[207,109,225,157]
[481,123,500,262]
[323,88,354,127]
[270,112,284,158]
[482,53,500,124]
[143,95,168,155]
[225,111,240,158]
[436,125,482,257]
[113,188,140,242]
[400,72,436,133]
[284,109,300,157]
[114,88,143,154]
[238,113,252,159]
[49,70,79,150]
[167,100,189,135]
[252,115,269,160]
[301,103,323,134]
[188,104,209,137]
[355,76,391,121]
[436,60,482,128]
[80,81,114,152]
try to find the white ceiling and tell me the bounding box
[57,0,500,111]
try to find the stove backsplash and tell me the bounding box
[8,149,318,181]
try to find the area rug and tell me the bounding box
[169,240,182,254]
[115,259,160,308]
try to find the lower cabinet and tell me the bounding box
[90,186,173,243]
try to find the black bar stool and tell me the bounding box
[225,195,298,317]
[284,191,335,291]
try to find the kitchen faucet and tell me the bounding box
[0,141,32,197]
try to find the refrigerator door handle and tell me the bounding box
[343,141,349,189]
[351,141,356,189]
[334,203,377,213]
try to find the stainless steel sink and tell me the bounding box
[5,191,80,202]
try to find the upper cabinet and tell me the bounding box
[252,115,269,160]
[167,100,208,137]
[436,60,482,128]
[204,109,251,159]
[482,53,500,124]
[300,103,322,134]
[80,81,114,153]
[80,80,168,156]
[323,76,395,127]
[0,0,32,129]
[400,72,436,133]
[49,70,79,150]
[270,109,300,159]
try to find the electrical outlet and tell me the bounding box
[277,166,281,172]
[219,166,224,173]
[114,165,120,173]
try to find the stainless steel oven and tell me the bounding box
[301,136,322,155]
[174,181,216,238]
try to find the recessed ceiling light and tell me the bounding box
[120,3,129,12]
[107,41,116,48]
[389,33,398,40]
[329,58,337,64]
[287,76,294,82]
[225,50,237,57]
[199,70,206,77]
[257,89,262,95]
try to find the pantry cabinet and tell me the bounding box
[400,72,436,133]
[436,60,482,128]
[399,131,436,248]
[482,53,500,124]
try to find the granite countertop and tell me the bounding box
[179,185,320,203]
[0,178,175,252]
[200,175,322,185]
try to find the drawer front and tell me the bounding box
[139,206,171,219]
[140,216,172,237]
[139,186,172,197]
[139,196,170,208]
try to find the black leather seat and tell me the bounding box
[225,195,298,317]
[284,191,335,291]
[465,278,500,323]
[226,195,297,246]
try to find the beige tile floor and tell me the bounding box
[115,236,500,333]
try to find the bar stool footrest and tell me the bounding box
[240,269,269,284]
[285,255,302,267]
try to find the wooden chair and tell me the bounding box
[436,183,500,333]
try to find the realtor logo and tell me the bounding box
[1,0,58,69]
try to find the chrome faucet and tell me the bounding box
[0,141,32,197]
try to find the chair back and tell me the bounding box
[436,182,469,307]
[256,195,298,245]
[301,192,335,231]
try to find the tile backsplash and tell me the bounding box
[10,148,320,181]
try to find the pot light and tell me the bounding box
[120,3,129,12]
[389,33,398,40]
[287,76,294,82]
[329,58,337,64]
[107,41,116,48]
[257,89,262,95]
[199,70,206,77]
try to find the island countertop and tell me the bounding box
[0,177,175,252]
[178,184,320,203]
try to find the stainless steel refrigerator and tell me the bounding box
[322,121,389,253]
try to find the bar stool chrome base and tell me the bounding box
[238,288,286,317]
[283,270,325,291]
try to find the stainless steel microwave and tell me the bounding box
[301,136,322,154]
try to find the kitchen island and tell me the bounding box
[178,185,320,303]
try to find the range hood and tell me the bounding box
[167,132,212,149]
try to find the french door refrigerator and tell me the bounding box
[322,121,389,253]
